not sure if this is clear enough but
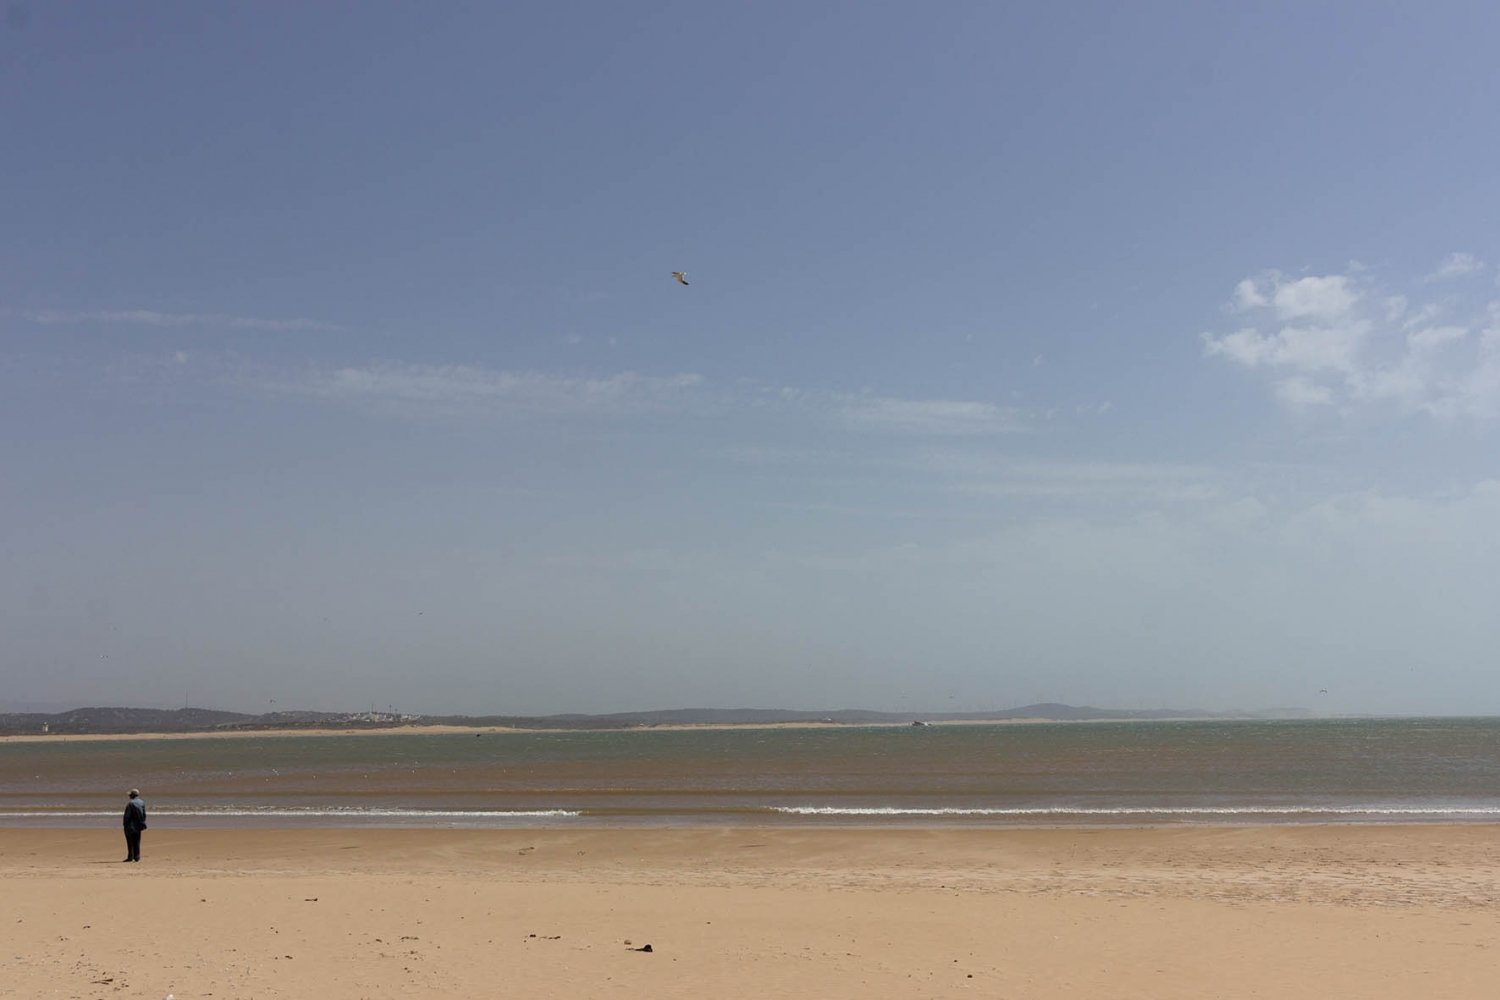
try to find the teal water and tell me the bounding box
[2,718,1499,827]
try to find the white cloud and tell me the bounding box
[18,308,341,332]
[1021,463,1215,501]
[1346,364,1427,406]
[1201,328,1273,366]
[1204,266,1500,420]
[922,455,1222,505]
[1398,301,1444,330]
[1270,275,1357,320]
[836,395,1024,435]
[293,363,704,416]
[1233,278,1267,310]
[1201,322,1366,372]
[1273,377,1333,407]
[268,362,1034,439]
[1426,252,1485,281]
[1406,325,1467,352]
[1228,272,1359,321]
[1422,306,1500,419]
[1275,323,1369,371]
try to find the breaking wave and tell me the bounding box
[769,805,1500,816]
[0,808,580,819]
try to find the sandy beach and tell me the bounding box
[5,825,1497,999]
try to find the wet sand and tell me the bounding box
[0,724,537,743]
[4,825,1498,998]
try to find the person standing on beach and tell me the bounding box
[122,789,146,862]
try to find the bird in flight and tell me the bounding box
[671,271,689,286]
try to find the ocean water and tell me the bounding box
[2,718,1499,828]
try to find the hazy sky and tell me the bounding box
[4,2,1499,716]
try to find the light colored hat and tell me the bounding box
[128,789,139,797]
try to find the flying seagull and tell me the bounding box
[671,271,689,286]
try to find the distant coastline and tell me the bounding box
[0,716,1248,744]
[0,702,1311,739]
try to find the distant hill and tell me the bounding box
[0,702,1272,736]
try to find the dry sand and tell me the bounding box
[5,825,1498,999]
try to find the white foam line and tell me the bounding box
[770,806,1500,816]
[0,809,581,819]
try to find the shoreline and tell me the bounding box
[8,823,1498,906]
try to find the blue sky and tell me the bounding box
[4,2,1499,716]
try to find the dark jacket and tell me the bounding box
[123,797,147,832]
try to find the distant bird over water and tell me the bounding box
[671,271,689,286]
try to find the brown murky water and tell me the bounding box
[3,718,1499,827]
